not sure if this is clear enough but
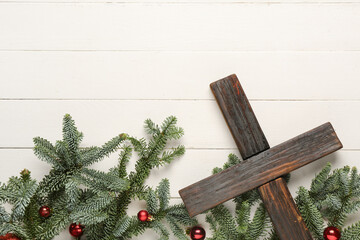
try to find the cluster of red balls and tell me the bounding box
[136,209,342,240]
[0,206,342,240]
[137,210,206,240]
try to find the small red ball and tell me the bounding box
[69,223,84,237]
[190,226,206,240]
[39,205,51,218]
[0,233,21,240]
[323,226,341,240]
[137,210,151,222]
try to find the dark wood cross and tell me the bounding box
[179,74,343,240]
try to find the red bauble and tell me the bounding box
[323,226,341,240]
[0,233,21,240]
[39,205,51,218]
[137,210,152,222]
[190,226,206,240]
[69,223,84,237]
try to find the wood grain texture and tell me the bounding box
[210,74,270,159]
[0,4,360,51]
[259,178,313,240]
[210,75,312,239]
[179,122,342,217]
[2,52,360,100]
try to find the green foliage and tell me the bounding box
[142,179,197,240]
[296,163,360,240]
[0,170,37,239]
[342,221,360,240]
[206,154,274,240]
[0,114,195,239]
[295,187,324,239]
[207,156,360,240]
[2,114,360,240]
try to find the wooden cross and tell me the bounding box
[179,74,343,240]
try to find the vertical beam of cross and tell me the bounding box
[209,74,313,239]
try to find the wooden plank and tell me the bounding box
[210,74,269,159]
[179,122,342,217]
[0,4,359,51]
[259,178,313,240]
[259,181,311,240]
[0,100,358,149]
[1,52,360,100]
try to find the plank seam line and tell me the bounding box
[1,50,360,53]
[1,98,360,102]
[0,147,357,151]
[0,1,360,3]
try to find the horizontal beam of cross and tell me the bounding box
[179,122,342,217]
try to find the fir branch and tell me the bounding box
[80,168,129,193]
[310,162,332,195]
[62,113,83,156]
[79,134,127,167]
[120,216,148,239]
[165,215,188,240]
[116,145,133,178]
[0,206,10,223]
[160,116,184,140]
[151,221,170,240]
[342,221,360,240]
[157,146,186,167]
[166,204,197,226]
[65,176,82,211]
[296,187,325,239]
[33,144,64,170]
[55,140,73,168]
[146,189,159,215]
[36,208,70,240]
[236,201,251,236]
[144,119,160,136]
[113,215,131,237]
[208,205,238,240]
[70,193,112,222]
[245,204,271,240]
[157,179,170,210]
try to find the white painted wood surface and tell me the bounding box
[1,4,360,51]
[0,0,359,239]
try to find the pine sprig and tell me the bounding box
[342,221,360,240]
[140,179,197,239]
[2,114,360,240]
[245,203,271,240]
[0,114,193,240]
[295,187,325,239]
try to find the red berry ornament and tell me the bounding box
[190,226,206,240]
[137,210,153,222]
[39,205,51,218]
[323,226,341,240]
[0,233,21,240]
[69,223,84,237]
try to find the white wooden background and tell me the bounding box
[1,0,360,239]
